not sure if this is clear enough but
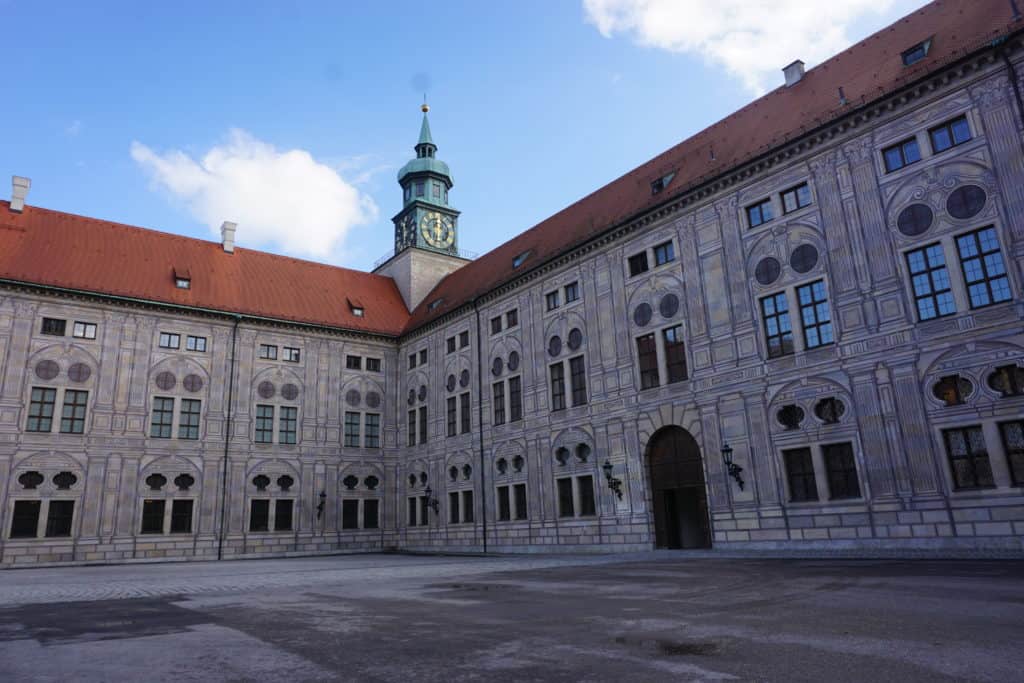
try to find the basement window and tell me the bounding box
[901,38,931,67]
[650,171,675,195]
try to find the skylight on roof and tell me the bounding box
[651,171,676,195]
[512,250,532,268]
[347,297,364,316]
[175,278,191,290]
[428,298,444,311]
[902,38,931,66]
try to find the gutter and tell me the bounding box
[216,315,241,560]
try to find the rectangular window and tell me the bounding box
[27,387,57,432]
[663,325,688,383]
[509,376,522,422]
[783,448,818,502]
[569,356,587,406]
[366,358,381,372]
[459,330,470,347]
[902,39,931,66]
[432,181,441,199]
[255,405,275,443]
[41,317,66,336]
[408,497,417,526]
[492,380,505,425]
[447,397,457,437]
[416,181,425,197]
[505,310,518,328]
[462,490,474,523]
[929,115,972,153]
[490,316,502,335]
[823,443,861,499]
[999,420,1024,486]
[10,500,41,538]
[628,251,649,276]
[419,349,427,365]
[746,198,774,228]
[882,137,921,172]
[282,347,300,363]
[653,241,675,266]
[273,500,293,531]
[497,486,511,521]
[956,227,1012,309]
[186,335,207,352]
[943,426,995,489]
[637,334,659,390]
[449,492,460,524]
[796,280,833,349]
[346,355,362,370]
[364,413,380,448]
[258,344,277,360]
[344,411,361,447]
[557,478,575,517]
[170,500,193,533]
[249,499,270,532]
[514,483,528,520]
[178,399,201,440]
[545,290,560,311]
[408,353,417,369]
[60,390,88,434]
[550,363,566,411]
[72,321,97,339]
[408,410,416,446]
[278,406,297,444]
[141,499,166,534]
[906,243,956,320]
[418,406,427,444]
[564,281,580,303]
[45,500,74,537]
[578,475,596,516]
[420,496,429,526]
[460,392,471,434]
[781,183,812,214]
[159,332,180,349]
[150,397,175,438]
[761,292,794,359]
[447,336,456,353]
[363,499,380,529]
[342,500,359,529]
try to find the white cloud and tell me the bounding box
[131,129,377,259]
[583,0,911,93]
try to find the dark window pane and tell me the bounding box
[448,491,460,524]
[761,293,793,359]
[497,486,511,521]
[10,500,41,538]
[27,387,57,432]
[943,426,994,489]
[783,448,818,502]
[578,476,596,516]
[249,499,270,532]
[557,478,575,517]
[569,356,587,406]
[363,499,379,529]
[170,499,193,533]
[514,483,528,520]
[663,325,688,383]
[823,443,861,499]
[141,499,166,534]
[550,363,566,411]
[462,491,474,523]
[274,499,293,531]
[44,500,75,537]
[637,333,659,389]
[509,376,522,422]
[342,500,359,529]
[60,390,88,433]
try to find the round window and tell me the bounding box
[755,257,781,285]
[897,203,934,236]
[789,245,819,274]
[633,303,653,327]
[659,293,680,319]
[946,185,986,220]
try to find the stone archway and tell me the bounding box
[647,426,711,549]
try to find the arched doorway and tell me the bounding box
[647,427,711,549]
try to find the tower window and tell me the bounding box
[416,182,425,197]
[432,182,441,199]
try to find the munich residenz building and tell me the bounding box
[1,0,1022,566]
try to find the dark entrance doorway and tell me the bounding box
[647,427,711,549]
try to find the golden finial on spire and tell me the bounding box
[422,94,429,113]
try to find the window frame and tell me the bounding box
[564,281,580,303]
[72,321,97,340]
[795,280,833,349]
[955,226,1012,309]
[627,251,649,277]
[882,137,921,173]
[255,404,275,444]
[636,333,659,390]
[760,292,794,359]
[942,425,995,490]
[783,447,819,502]
[258,344,278,360]
[282,347,301,363]
[822,442,861,500]
[186,335,207,352]
[905,242,956,321]
[59,389,88,434]
[929,115,972,154]
[653,240,675,267]
[569,356,587,407]
[41,317,66,336]
[780,182,812,215]
[746,198,774,228]
[159,332,181,350]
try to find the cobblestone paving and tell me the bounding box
[0,554,1022,682]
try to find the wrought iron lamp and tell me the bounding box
[423,486,440,514]
[720,443,745,491]
[316,490,326,519]
[602,460,624,500]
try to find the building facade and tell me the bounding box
[1,0,1023,566]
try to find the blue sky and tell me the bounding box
[2,0,927,270]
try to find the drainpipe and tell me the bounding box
[217,315,241,560]
[473,298,488,553]
[997,43,1024,154]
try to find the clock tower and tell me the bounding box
[392,103,460,256]
[374,104,471,312]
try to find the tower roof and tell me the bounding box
[418,110,434,147]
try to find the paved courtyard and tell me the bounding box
[0,553,1021,682]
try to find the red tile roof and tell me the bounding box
[0,203,409,336]
[1,1,1019,338]
[405,0,1024,330]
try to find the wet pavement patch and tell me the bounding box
[0,596,212,645]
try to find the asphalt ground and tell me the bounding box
[0,553,1021,682]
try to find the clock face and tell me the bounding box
[419,211,455,249]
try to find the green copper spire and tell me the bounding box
[417,106,434,147]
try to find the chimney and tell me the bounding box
[10,176,30,213]
[783,60,805,87]
[221,221,237,253]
